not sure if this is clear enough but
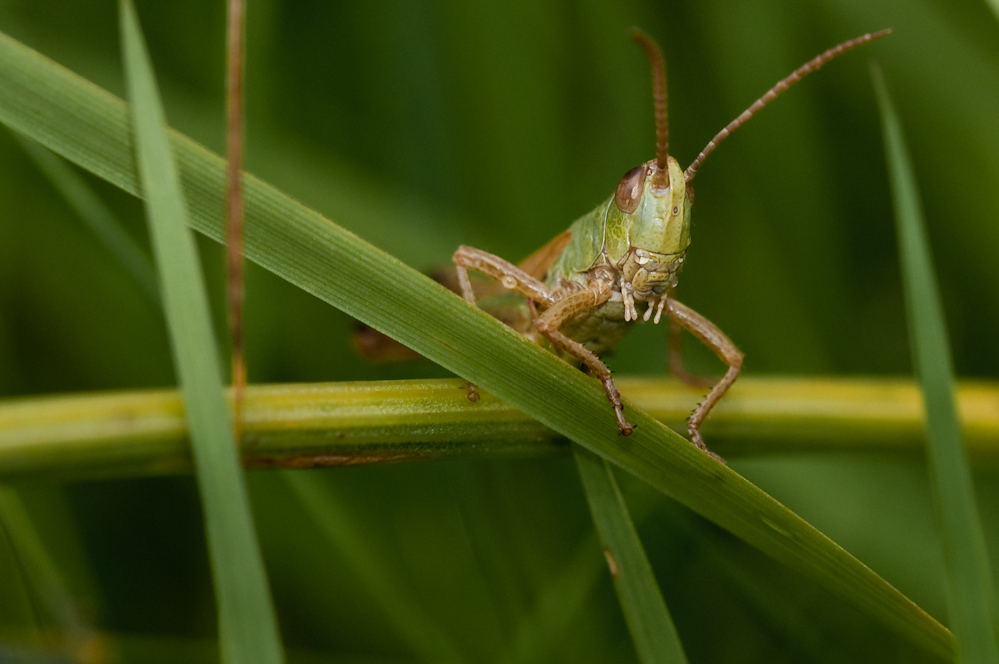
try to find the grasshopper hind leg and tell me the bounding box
[669,319,715,389]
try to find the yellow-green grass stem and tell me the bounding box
[2,377,998,483]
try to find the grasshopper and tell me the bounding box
[453,29,890,458]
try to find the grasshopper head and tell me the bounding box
[614,31,691,310]
[614,155,691,302]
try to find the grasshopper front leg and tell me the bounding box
[533,276,634,436]
[455,247,633,435]
[666,299,743,461]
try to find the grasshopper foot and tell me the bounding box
[688,424,725,463]
[600,376,634,435]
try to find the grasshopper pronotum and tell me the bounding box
[453,29,890,459]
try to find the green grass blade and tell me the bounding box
[0,486,85,640]
[281,471,465,664]
[9,130,158,302]
[502,530,603,663]
[985,0,999,28]
[872,62,999,664]
[574,445,687,664]
[0,29,952,658]
[117,3,284,663]
[503,489,662,663]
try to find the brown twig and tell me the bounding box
[226,0,246,442]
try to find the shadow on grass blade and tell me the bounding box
[872,61,999,664]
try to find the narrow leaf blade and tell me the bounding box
[117,4,284,663]
[282,472,465,664]
[575,445,687,664]
[872,61,999,664]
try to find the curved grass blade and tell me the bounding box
[502,530,602,663]
[574,445,687,664]
[872,62,999,664]
[985,0,999,28]
[117,3,284,663]
[502,488,660,663]
[0,30,952,658]
[10,131,158,302]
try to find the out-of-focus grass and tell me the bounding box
[0,26,950,656]
[873,62,999,664]
[0,1,997,661]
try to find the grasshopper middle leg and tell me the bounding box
[666,299,743,460]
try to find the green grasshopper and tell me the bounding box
[453,28,890,458]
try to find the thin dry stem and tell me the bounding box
[226,0,246,440]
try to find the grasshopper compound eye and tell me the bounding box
[614,162,649,214]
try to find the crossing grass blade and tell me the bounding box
[872,62,999,664]
[0,28,952,658]
[117,3,284,663]
[574,445,687,664]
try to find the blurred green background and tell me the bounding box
[1,0,998,661]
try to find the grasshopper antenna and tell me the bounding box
[630,29,669,186]
[684,29,891,182]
